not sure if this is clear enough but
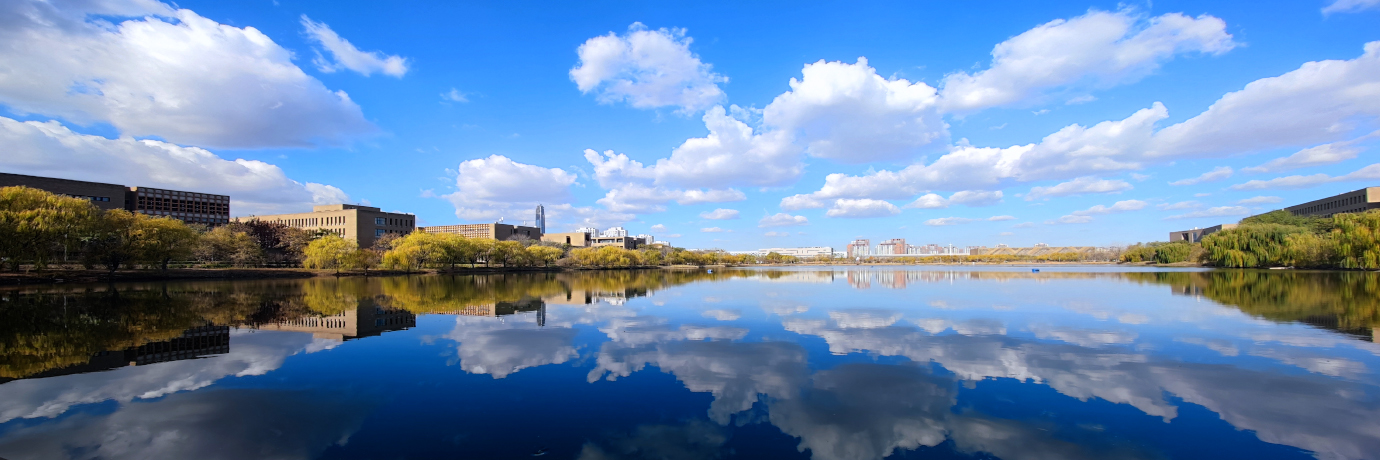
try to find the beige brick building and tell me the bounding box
[541,231,591,247]
[247,204,415,248]
[420,223,542,241]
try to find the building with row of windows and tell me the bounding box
[1,172,231,225]
[420,223,543,241]
[1284,187,1378,217]
[249,204,415,248]
[1169,187,1378,241]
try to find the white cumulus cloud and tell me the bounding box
[0,1,376,148]
[1049,215,1094,224]
[441,88,469,103]
[443,155,578,221]
[0,117,348,216]
[301,15,408,77]
[1169,166,1233,186]
[762,58,946,163]
[1165,206,1252,220]
[1228,163,1380,190]
[654,106,803,188]
[783,104,1164,207]
[1238,196,1283,205]
[903,190,1003,209]
[925,217,975,226]
[759,213,809,227]
[1243,142,1365,173]
[570,23,726,113]
[1150,42,1380,158]
[1070,200,1148,216]
[939,10,1236,112]
[1323,0,1380,14]
[825,199,900,218]
[1026,177,1133,200]
[699,208,740,220]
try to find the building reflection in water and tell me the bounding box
[250,305,415,341]
[0,325,230,384]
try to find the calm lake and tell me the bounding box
[1,267,1378,460]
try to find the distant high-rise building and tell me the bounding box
[878,238,906,255]
[600,226,628,237]
[635,234,654,244]
[535,204,546,233]
[577,227,599,236]
[846,239,870,258]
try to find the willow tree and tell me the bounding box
[82,210,144,274]
[382,232,443,272]
[303,234,358,273]
[1201,224,1310,268]
[1332,211,1380,269]
[1154,242,1192,264]
[135,216,200,271]
[434,233,479,269]
[0,186,99,270]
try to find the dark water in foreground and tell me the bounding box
[1,267,1379,460]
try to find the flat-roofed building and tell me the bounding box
[846,239,870,258]
[126,186,230,225]
[759,247,834,257]
[250,305,415,341]
[592,235,641,249]
[542,231,592,247]
[1284,187,1379,217]
[1169,224,1238,243]
[249,204,415,248]
[969,246,1096,257]
[0,172,128,210]
[420,223,542,241]
[0,172,230,224]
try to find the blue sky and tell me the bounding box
[2,0,1378,250]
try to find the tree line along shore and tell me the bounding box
[1121,210,1380,269]
[0,186,800,283]
[5,185,1377,285]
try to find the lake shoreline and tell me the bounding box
[0,265,727,286]
[6,262,1369,286]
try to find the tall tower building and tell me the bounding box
[535,204,546,233]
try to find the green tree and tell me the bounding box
[382,232,442,272]
[83,210,143,274]
[473,238,497,267]
[1153,242,1192,264]
[1241,210,1335,234]
[489,240,524,266]
[1201,224,1310,268]
[1332,211,1380,269]
[302,234,358,273]
[435,234,479,269]
[344,247,380,272]
[135,216,200,271]
[0,186,99,271]
[195,226,264,266]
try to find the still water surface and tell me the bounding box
[1,267,1378,459]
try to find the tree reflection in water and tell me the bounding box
[1,268,1377,460]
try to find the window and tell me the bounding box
[375,217,386,225]
[376,229,386,237]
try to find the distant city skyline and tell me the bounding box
[0,0,1377,249]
